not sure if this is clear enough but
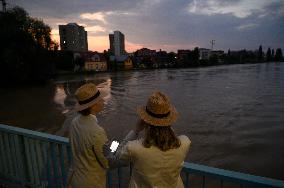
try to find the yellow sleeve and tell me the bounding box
[117,141,132,162]
[93,128,109,169]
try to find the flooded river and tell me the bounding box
[1,63,284,180]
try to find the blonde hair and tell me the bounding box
[143,123,181,151]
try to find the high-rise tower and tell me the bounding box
[109,31,125,56]
[59,23,88,52]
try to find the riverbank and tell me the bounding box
[55,61,284,76]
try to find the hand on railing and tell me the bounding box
[103,142,129,169]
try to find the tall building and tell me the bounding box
[109,31,125,56]
[59,23,88,52]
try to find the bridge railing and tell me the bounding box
[1,124,284,188]
[0,124,71,188]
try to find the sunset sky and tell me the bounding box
[10,0,284,52]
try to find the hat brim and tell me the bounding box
[137,105,178,126]
[73,89,108,112]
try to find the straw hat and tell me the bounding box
[137,91,178,126]
[74,83,107,112]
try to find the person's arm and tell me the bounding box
[105,120,144,168]
[103,131,138,169]
[93,128,109,169]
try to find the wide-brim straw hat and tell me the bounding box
[73,83,107,112]
[137,91,178,126]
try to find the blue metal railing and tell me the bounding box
[1,124,284,188]
[181,163,284,188]
[0,124,71,188]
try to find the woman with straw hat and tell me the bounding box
[67,83,109,188]
[114,91,191,188]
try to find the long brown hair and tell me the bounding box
[143,123,181,151]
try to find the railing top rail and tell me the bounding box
[0,124,69,144]
[183,162,284,188]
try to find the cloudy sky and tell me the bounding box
[9,0,284,52]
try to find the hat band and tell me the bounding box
[78,90,100,105]
[146,107,170,118]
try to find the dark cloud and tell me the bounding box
[11,0,141,18]
[8,0,284,51]
[263,0,284,18]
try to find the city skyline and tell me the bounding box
[9,0,284,52]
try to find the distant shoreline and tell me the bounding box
[55,61,284,76]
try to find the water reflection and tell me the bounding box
[54,85,67,109]
[53,77,113,115]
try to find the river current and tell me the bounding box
[1,63,284,180]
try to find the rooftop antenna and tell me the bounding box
[0,0,7,12]
[210,40,215,50]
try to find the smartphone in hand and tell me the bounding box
[110,140,120,152]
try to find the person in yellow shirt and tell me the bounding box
[110,91,191,188]
[67,83,108,188]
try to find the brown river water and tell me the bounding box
[1,63,284,180]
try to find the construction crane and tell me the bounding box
[210,40,215,51]
[0,0,7,12]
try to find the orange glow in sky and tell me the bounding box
[51,29,143,53]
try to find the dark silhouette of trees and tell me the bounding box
[271,49,275,61]
[181,48,200,67]
[167,52,177,67]
[266,47,272,62]
[209,54,218,65]
[192,47,200,66]
[0,6,57,86]
[275,48,283,62]
[258,45,263,61]
[54,51,74,71]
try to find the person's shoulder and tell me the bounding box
[71,113,80,123]
[178,135,191,147]
[125,139,143,150]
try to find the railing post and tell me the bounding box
[0,133,8,176]
[29,138,41,186]
[3,133,13,177]
[50,143,60,188]
[185,173,189,188]
[43,142,52,188]
[118,167,122,188]
[13,135,26,186]
[107,170,112,188]
[202,175,205,188]
[23,137,35,185]
[59,144,67,188]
